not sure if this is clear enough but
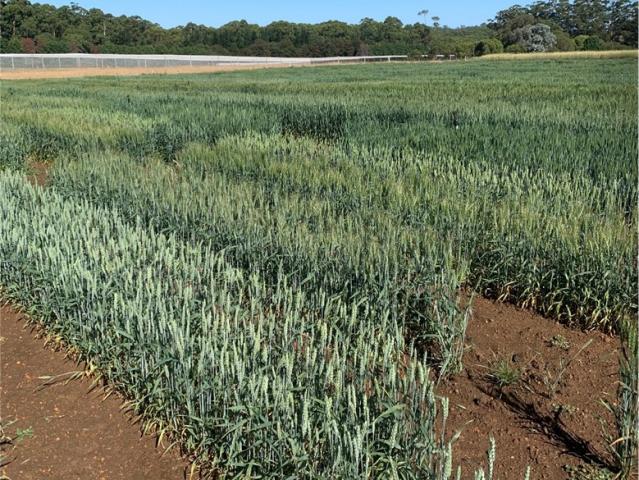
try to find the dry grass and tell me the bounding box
[482,50,638,61]
[0,62,320,80]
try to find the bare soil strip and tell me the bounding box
[26,161,49,187]
[0,305,190,480]
[442,297,619,479]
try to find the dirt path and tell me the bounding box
[0,305,190,480]
[0,62,335,80]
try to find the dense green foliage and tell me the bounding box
[1,0,635,58]
[474,38,504,56]
[489,0,638,50]
[0,59,637,476]
[0,0,491,57]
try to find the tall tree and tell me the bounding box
[1,0,33,38]
[417,9,429,24]
[609,0,638,45]
[571,0,610,37]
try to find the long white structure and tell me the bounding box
[0,53,408,70]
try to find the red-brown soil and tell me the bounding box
[441,297,620,479]
[0,305,190,480]
[26,160,49,187]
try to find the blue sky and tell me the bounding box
[43,1,517,28]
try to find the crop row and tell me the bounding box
[50,134,636,333]
[0,171,465,478]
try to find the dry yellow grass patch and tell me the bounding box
[0,62,321,80]
[482,50,637,60]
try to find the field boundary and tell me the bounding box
[0,53,407,80]
[0,53,407,71]
[0,63,317,80]
[481,49,637,60]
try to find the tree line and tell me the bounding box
[0,0,636,57]
[485,0,638,54]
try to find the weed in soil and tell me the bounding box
[487,357,522,390]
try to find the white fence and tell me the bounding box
[0,53,408,71]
